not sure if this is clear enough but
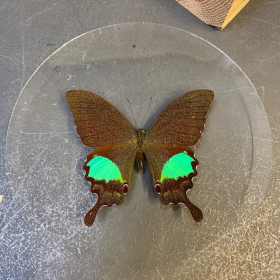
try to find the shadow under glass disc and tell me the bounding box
[6,23,272,279]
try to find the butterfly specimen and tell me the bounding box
[66,89,214,226]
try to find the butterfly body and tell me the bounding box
[135,128,146,173]
[66,89,214,226]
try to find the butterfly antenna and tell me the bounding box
[127,98,139,129]
[139,97,152,129]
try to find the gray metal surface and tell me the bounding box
[1,1,279,279]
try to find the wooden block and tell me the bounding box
[176,0,250,30]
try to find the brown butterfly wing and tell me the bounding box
[146,89,214,146]
[83,143,137,226]
[144,143,202,222]
[66,90,138,226]
[144,90,214,222]
[66,90,137,147]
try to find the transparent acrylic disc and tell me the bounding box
[6,23,272,279]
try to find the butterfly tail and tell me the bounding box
[84,201,103,226]
[160,178,203,222]
[183,194,203,222]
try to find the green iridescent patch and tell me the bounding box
[160,152,195,182]
[86,155,124,183]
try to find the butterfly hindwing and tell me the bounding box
[144,144,202,221]
[83,144,137,226]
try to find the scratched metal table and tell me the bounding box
[1,2,279,280]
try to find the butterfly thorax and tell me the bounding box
[136,129,146,173]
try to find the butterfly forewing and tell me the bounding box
[66,90,137,147]
[146,89,214,146]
